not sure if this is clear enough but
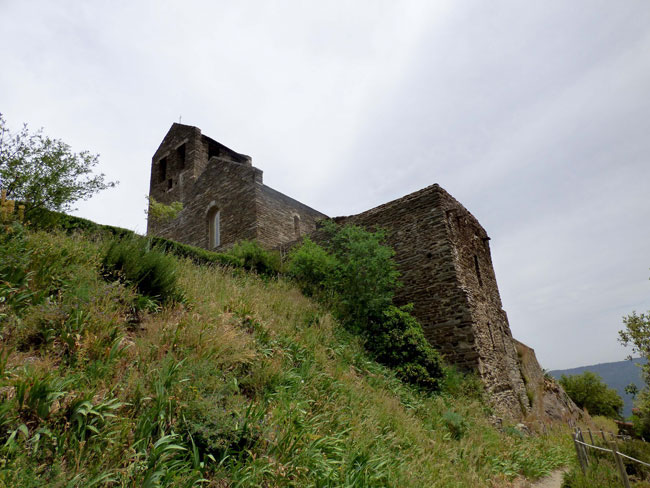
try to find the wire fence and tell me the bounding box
[571,426,648,488]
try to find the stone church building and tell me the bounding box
[148,123,579,422]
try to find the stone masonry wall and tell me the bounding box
[336,185,529,418]
[334,185,479,370]
[166,159,261,250]
[437,188,529,417]
[255,185,328,249]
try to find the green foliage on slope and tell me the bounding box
[550,358,646,419]
[558,372,624,419]
[0,224,574,486]
[287,224,443,391]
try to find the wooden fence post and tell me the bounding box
[577,429,590,467]
[588,428,595,445]
[610,442,631,488]
[601,430,607,442]
[573,433,587,475]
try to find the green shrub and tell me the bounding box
[287,223,444,391]
[287,236,337,298]
[442,366,484,400]
[365,305,443,391]
[322,222,399,328]
[561,463,623,488]
[151,236,240,268]
[182,396,263,461]
[228,240,281,276]
[101,238,181,303]
[29,207,133,240]
[618,438,650,479]
[559,371,623,419]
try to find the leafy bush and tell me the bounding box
[182,396,263,461]
[559,371,623,419]
[365,305,443,390]
[101,238,181,303]
[287,222,443,391]
[442,366,485,400]
[228,240,281,277]
[323,222,399,328]
[286,236,337,298]
[561,462,627,488]
[618,438,650,479]
[151,235,240,268]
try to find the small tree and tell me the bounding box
[620,310,650,384]
[559,371,624,419]
[620,298,650,435]
[0,114,116,217]
[146,196,183,226]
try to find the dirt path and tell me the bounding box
[529,469,567,488]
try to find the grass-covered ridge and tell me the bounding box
[0,224,575,487]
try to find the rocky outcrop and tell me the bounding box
[514,339,584,426]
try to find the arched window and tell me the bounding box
[293,215,301,238]
[207,207,220,248]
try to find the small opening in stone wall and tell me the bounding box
[474,255,483,287]
[158,157,167,183]
[177,144,186,169]
[208,207,220,248]
[167,178,173,190]
[208,142,219,161]
[294,215,301,238]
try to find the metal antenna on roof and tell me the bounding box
[178,115,182,123]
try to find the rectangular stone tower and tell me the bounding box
[147,123,326,250]
[335,185,530,418]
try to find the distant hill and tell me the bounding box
[550,358,646,419]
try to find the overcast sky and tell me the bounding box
[1,1,649,370]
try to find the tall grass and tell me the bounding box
[0,226,575,486]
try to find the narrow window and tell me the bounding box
[177,144,186,170]
[293,215,301,238]
[473,255,483,287]
[158,157,167,183]
[167,178,173,190]
[208,207,220,248]
[487,322,495,349]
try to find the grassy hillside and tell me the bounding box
[550,359,646,419]
[0,225,575,487]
